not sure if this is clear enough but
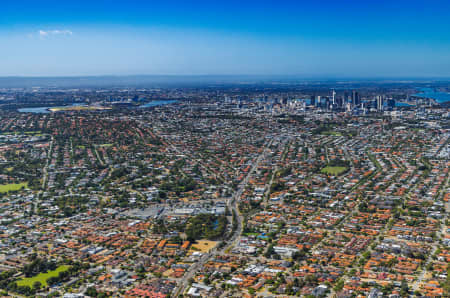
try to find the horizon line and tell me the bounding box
[1,74,450,80]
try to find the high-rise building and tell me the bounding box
[331,89,336,105]
[310,95,315,107]
[336,95,343,108]
[377,95,383,111]
[352,90,360,107]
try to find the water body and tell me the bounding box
[18,103,83,114]
[139,100,178,108]
[18,107,53,113]
[412,88,450,103]
[18,100,178,113]
[395,102,414,107]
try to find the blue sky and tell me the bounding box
[1,0,450,77]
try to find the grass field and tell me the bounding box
[190,240,217,253]
[0,182,28,193]
[162,269,174,277]
[16,265,70,288]
[24,131,43,135]
[49,106,111,112]
[321,166,348,175]
[321,131,343,136]
[2,131,42,136]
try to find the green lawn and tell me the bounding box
[321,166,348,175]
[321,131,343,136]
[0,182,28,193]
[99,143,113,147]
[1,131,42,135]
[24,131,43,135]
[16,265,70,288]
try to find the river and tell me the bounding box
[17,100,178,113]
[412,88,450,103]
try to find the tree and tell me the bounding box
[85,286,98,297]
[400,279,409,296]
[265,244,274,258]
[32,281,42,290]
[305,274,318,285]
[334,279,344,292]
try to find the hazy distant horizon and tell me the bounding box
[2,74,450,79]
[0,74,449,89]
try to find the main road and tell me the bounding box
[41,136,54,189]
[172,141,271,296]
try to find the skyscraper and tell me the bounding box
[336,96,343,108]
[310,95,315,107]
[352,90,360,107]
[377,95,383,111]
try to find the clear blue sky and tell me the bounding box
[1,0,450,77]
